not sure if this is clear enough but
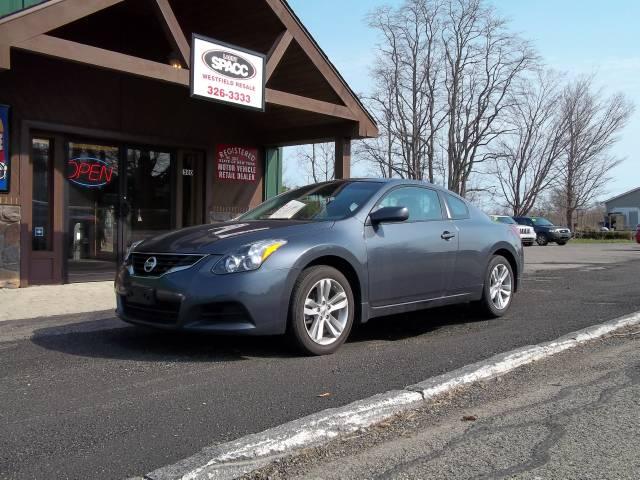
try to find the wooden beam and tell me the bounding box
[265,30,293,82]
[153,0,190,67]
[265,89,357,121]
[0,0,124,46]
[264,0,378,137]
[16,35,189,86]
[334,137,351,179]
[16,35,360,125]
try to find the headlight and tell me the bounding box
[124,240,144,264]
[213,239,287,274]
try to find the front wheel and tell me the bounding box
[477,255,514,318]
[557,240,567,246]
[536,234,548,246]
[288,266,354,355]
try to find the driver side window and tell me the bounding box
[376,186,442,222]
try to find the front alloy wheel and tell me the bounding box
[303,279,349,346]
[289,266,354,355]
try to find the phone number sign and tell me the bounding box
[190,34,265,111]
[216,145,260,183]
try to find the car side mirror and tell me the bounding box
[369,206,409,225]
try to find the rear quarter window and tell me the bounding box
[445,193,469,220]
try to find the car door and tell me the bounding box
[365,186,458,307]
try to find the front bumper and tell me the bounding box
[520,233,536,244]
[547,230,572,241]
[115,255,296,335]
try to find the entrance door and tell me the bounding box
[66,142,120,282]
[123,147,174,252]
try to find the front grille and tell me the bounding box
[519,227,529,234]
[121,296,181,325]
[558,229,570,234]
[130,253,205,277]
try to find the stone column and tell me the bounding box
[0,205,20,288]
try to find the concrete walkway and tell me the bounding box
[0,281,114,322]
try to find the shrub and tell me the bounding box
[574,230,633,240]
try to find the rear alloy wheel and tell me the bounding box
[289,266,354,355]
[478,255,514,317]
[536,233,548,246]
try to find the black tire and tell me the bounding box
[288,265,354,356]
[536,233,548,246]
[477,255,515,318]
[557,241,567,246]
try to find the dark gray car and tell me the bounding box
[115,179,523,355]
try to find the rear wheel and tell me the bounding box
[288,266,354,356]
[477,255,514,318]
[557,240,567,246]
[536,233,548,246]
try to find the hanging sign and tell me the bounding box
[190,34,265,111]
[215,145,260,183]
[0,105,9,192]
[67,157,115,188]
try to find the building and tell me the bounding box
[604,187,640,230]
[0,0,378,287]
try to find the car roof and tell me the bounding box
[324,178,458,195]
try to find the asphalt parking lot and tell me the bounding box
[1,243,639,479]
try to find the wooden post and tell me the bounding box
[334,137,351,179]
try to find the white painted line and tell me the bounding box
[143,311,640,480]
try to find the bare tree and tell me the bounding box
[489,70,567,215]
[556,77,633,228]
[295,143,334,183]
[443,0,536,196]
[364,0,446,181]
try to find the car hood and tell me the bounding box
[134,220,331,254]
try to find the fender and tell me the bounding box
[283,243,370,322]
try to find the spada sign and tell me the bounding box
[191,34,265,111]
[67,157,115,188]
[215,144,259,183]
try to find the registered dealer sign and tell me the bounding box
[190,34,266,111]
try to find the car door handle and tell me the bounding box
[441,231,456,240]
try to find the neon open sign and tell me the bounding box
[67,157,115,188]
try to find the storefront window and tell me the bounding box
[32,138,52,251]
[125,148,173,246]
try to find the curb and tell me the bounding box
[144,310,640,480]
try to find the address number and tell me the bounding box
[182,169,194,176]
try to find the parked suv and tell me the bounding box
[490,215,535,246]
[636,224,640,244]
[512,216,571,246]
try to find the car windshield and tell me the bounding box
[531,217,554,226]
[239,181,382,221]
[494,216,516,225]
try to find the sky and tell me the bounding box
[286,0,640,199]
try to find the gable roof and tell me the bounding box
[0,0,378,139]
[604,186,640,204]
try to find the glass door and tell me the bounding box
[66,142,120,282]
[123,147,174,251]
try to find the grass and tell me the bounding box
[570,238,635,244]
